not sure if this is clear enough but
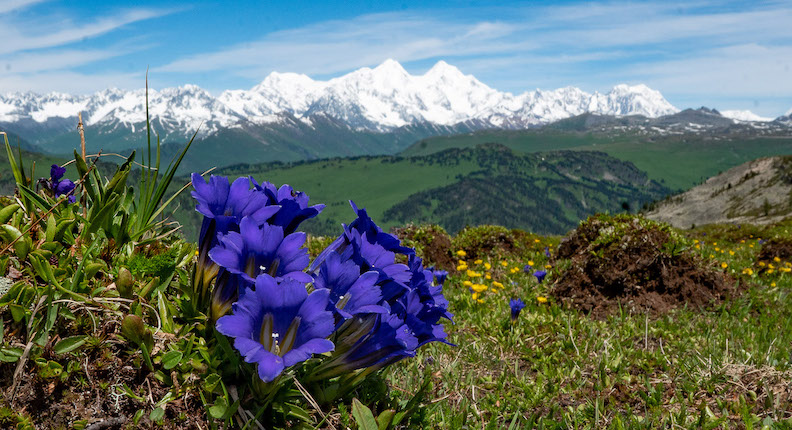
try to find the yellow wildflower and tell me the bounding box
[472,292,479,300]
[474,259,483,265]
[767,269,775,274]
[456,264,468,271]
[484,262,492,270]
[774,256,781,263]
[742,268,754,275]
[477,299,484,304]
[471,283,487,293]
[463,280,473,287]
[456,250,467,257]
[527,260,535,267]
[771,282,777,287]
[485,274,491,279]
[534,239,541,243]
[715,247,720,252]
[729,250,735,256]
[759,261,766,267]
[500,261,508,267]
[537,296,548,304]
[782,267,791,273]
[769,264,775,269]
[545,264,552,269]
[750,244,754,248]
[695,244,700,249]
[492,281,503,288]
[466,270,481,278]
[721,262,728,269]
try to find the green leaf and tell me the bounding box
[0,204,20,225]
[53,335,88,355]
[149,407,165,422]
[74,151,96,202]
[17,183,52,212]
[352,399,378,430]
[37,360,63,378]
[376,410,396,430]
[208,398,228,419]
[161,350,183,370]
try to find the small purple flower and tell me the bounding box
[523,264,532,273]
[312,252,386,320]
[433,270,448,286]
[533,270,547,283]
[49,164,76,203]
[251,180,325,234]
[191,173,279,246]
[209,216,311,283]
[544,246,551,258]
[216,274,335,383]
[509,298,525,321]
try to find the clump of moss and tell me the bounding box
[127,246,180,280]
[451,225,539,261]
[307,235,337,259]
[393,224,453,270]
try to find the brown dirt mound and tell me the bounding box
[552,215,737,318]
[393,224,455,271]
[757,237,792,262]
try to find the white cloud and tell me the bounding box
[155,12,532,79]
[0,0,46,15]
[0,9,170,55]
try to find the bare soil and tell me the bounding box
[551,216,738,318]
[757,237,792,262]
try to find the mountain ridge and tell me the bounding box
[1,59,681,145]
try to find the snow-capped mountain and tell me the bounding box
[721,110,772,122]
[217,59,679,130]
[1,59,681,145]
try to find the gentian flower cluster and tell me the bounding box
[49,164,76,203]
[191,175,452,386]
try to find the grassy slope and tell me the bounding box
[172,145,668,239]
[404,131,792,191]
[384,221,792,428]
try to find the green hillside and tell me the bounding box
[404,130,792,190]
[172,144,669,239]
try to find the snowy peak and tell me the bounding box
[2,59,684,138]
[721,110,772,122]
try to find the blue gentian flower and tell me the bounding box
[210,269,248,321]
[50,164,66,182]
[523,264,532,273]
[544,246,551,258]
[509,298,525,321]
[312,252,387,320]
[310,202,412,303]
[49,164,76,203]
[209,216,311,283]
[191,173,280,247]
[191,174,281,303]
[216,274,335,383]
[433,270,448,286]
[533,270,547,283]
[251,179,325,234]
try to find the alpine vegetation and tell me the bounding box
[190,173,453,406]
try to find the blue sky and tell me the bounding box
[1,0,791,117]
